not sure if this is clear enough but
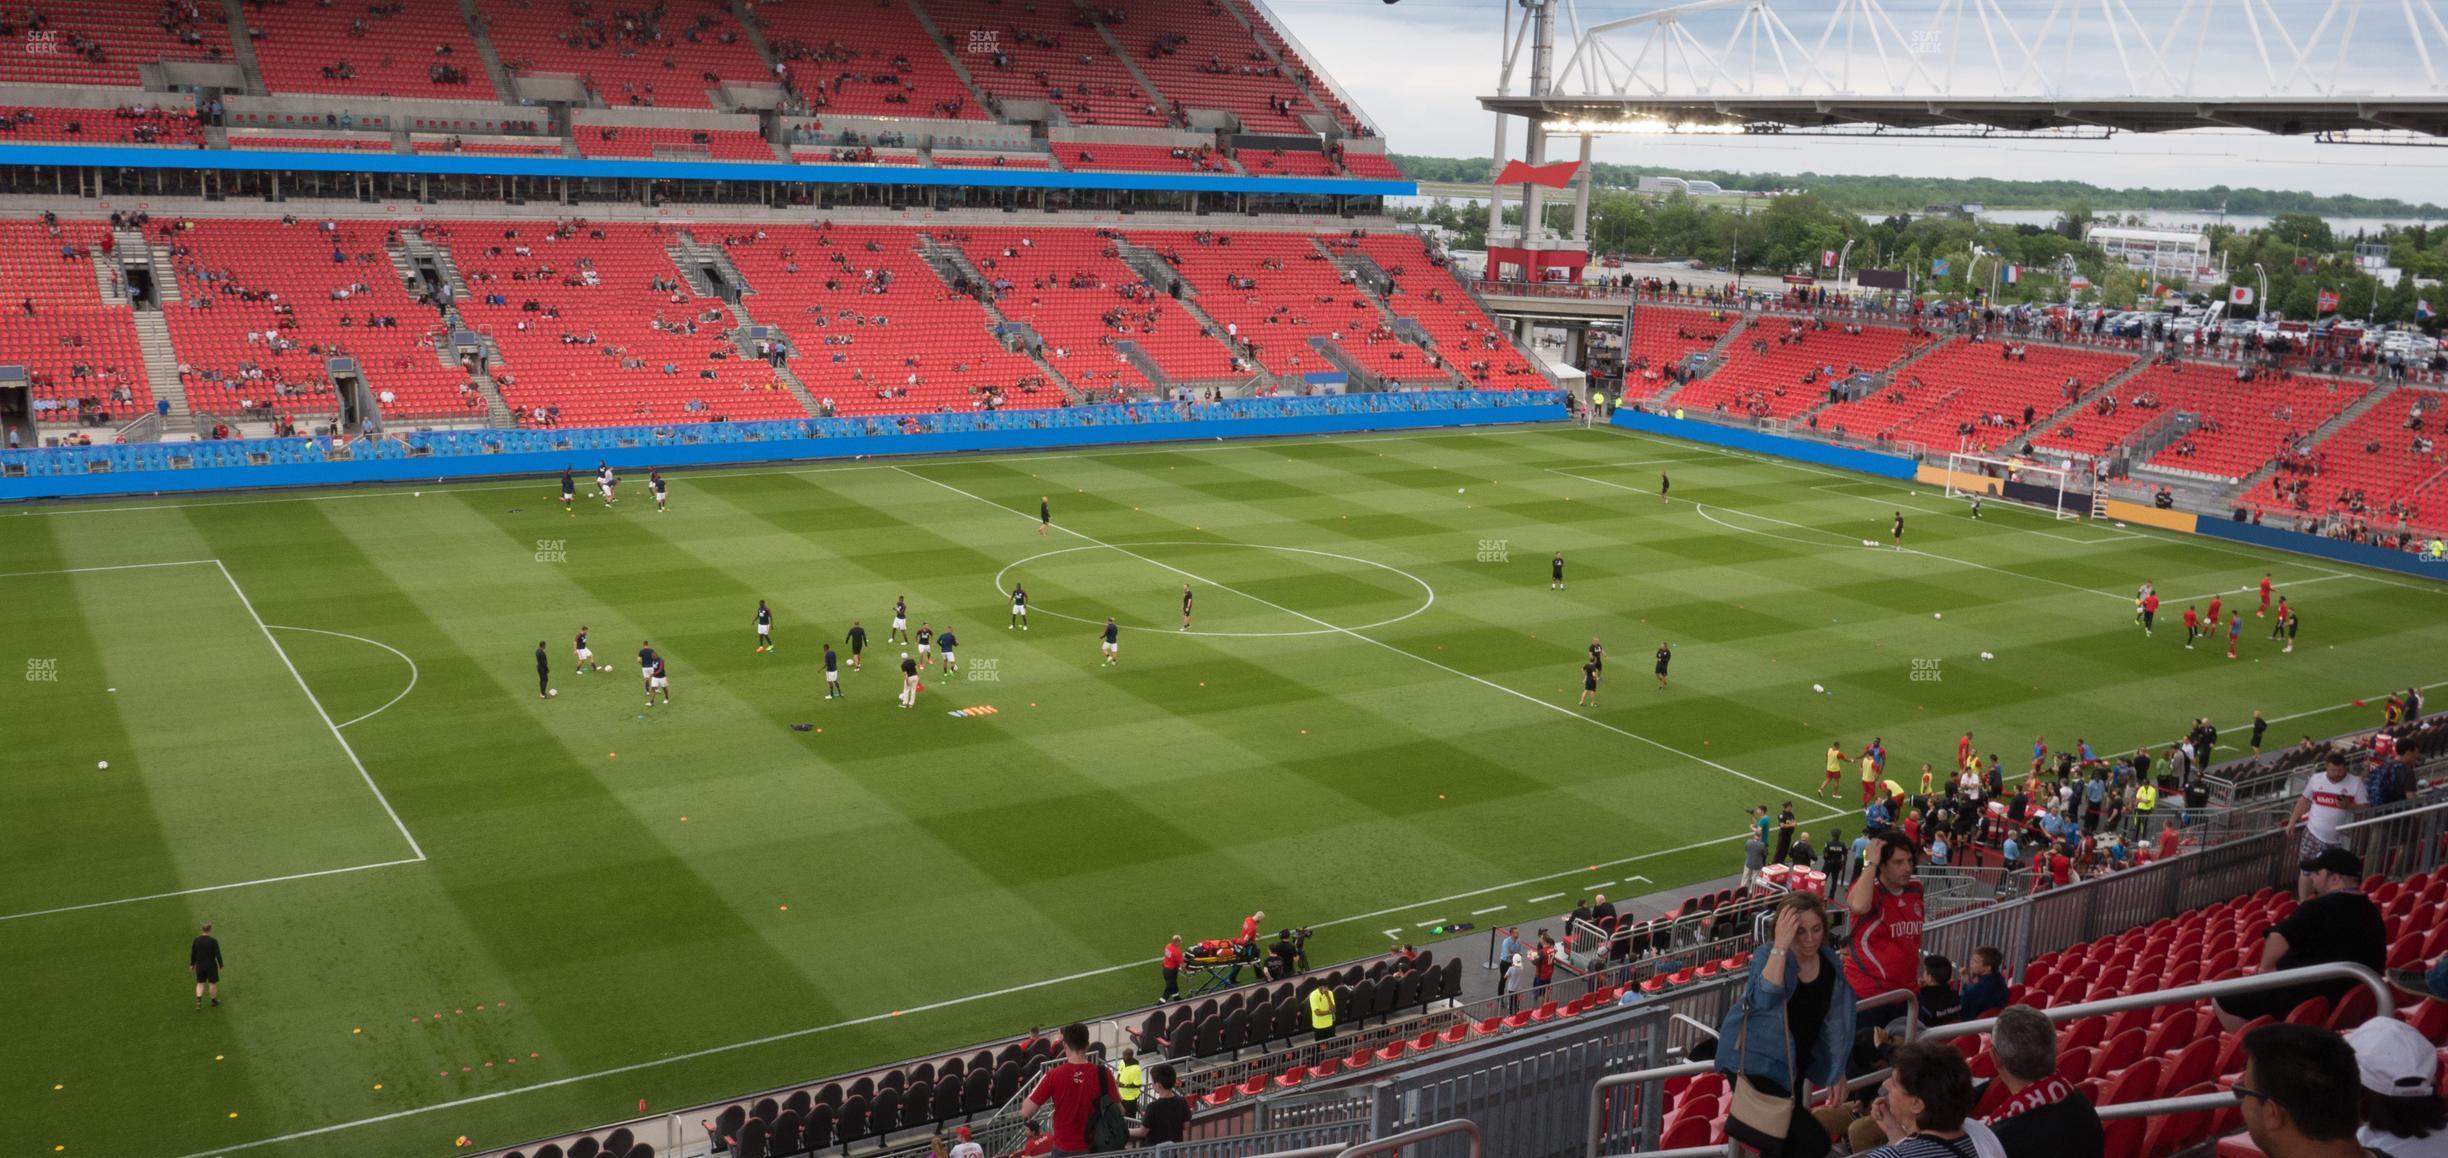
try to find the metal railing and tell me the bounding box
[2339,795,2448,880]
[1586,963,2392,1158]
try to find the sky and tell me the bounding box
[1267,0,2448,204]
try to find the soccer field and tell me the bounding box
[5,422,2443,1157]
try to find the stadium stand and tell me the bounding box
[1617,304,1737,399]
[1334,149,1404,180]
[1344,233,1544,387]
[2024,359,2369,478]
[240,0,495,100]
[0,0,234,87]
[2253,385,2448,530]
[929,151,1054,169]
[1234,147,1337,177]
[226,133,395,151]
[0,103,203,145]
[411,135,564,156]
[952,227,1238,391]
[708,223,1059,418]
[155,218,477,421]
[1825,337,2137,452]
[0,219,150,427]
[442,221,798,426]
[1223,0,1368,135]
[916,0,1169,127]
[1137,230,1441,384]
[1053,141,1228,173]
[786,145,923,166]
[575,125,777,162]
[1119,0,1321,134]
[1671,315,1930,422]
[749,0,984,121]
[474,0,769,109]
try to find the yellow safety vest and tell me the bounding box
[1115,1061,1143,1104]
[2135,785,2157,813]
[1308,987,1336,1029]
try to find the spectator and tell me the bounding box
[1822,829,1848,889]
[1496,927,1522,996]
[950,1125,983,1158]
[1714,891,1855,1155]
[1959,947,2010,1023]
[1791,829,1818,868]
[2345,1017,2448,1157]
[2288,754,2367,895]
[1018,1022,1118,1157]
[1979,1005,2104,1158]
[1743,825,1769,890]
[1853,1039,1991,1158]
[1127,1062,1190,1146]
[2216,847,2387,1031]
[1847,832,1927,1023]
[2239,1023,2372,1158]
[1916,954,1962,1028]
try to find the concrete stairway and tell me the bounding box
[917,234,1084,401]
[1109,236,1279,389]
[1311,239,1468,388]
[901,0,1000,116]
[457,0,520,102]
[1079,7,1173,122]
[2223,380,2404,497]
[218,0,269,94]
[130,312,192,435]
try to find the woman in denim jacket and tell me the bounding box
[1715,890,1858,1157]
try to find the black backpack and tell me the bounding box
[1085,1065,1129,1153]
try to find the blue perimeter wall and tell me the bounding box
[1608,408,1918,480]
[2,402,1554,502]
[1610,408,2447,583]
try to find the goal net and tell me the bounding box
[1942,452,2085,520]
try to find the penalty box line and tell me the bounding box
[886,466,1804,801]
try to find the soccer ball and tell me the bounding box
[1933,612,1943,620]
[1457,488,1466,494]
[97,760,109,770]
[548,688,558,698]
[597,664,611,672]
[1811,683,1826,694]
[1979,651,1996,661]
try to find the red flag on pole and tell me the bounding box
[1494,159,1583,189]
[2317,290,2341,314]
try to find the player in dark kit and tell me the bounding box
[755,600,774,653]
[1180,584,1194,632]
[2268,596,2291,638]
[1660,472,1670,504]
[1655,642,1672,690]
[637,641,658,699]
[890,596,909,643]
[822,643,842,698]
[1039,495,1051,536]
[650,468,669,512]
[536,641,551,699]
[915,623,934,669]
[938,626,959,674]
[1010,584,1029,630]
[1578,659,1601,707]
[573,625,595,674]
[1891,511,1905,549]
[1101,617,1120,666]
[844,620,867,670]
[559,467,576,515]
[648,654,671,707]
[1588,637,1604,676]
[1551,551,1565,591]
[191,923,224,1009]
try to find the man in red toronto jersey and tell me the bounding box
[1846,833,1926,1026]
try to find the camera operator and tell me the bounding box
[1269,928,1304,979]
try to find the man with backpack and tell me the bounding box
[1021,1023,1128,1155]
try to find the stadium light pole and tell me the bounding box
[2253,262,2268,324]
[1835,238,1856,287]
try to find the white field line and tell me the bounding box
[892,466,1807,799]
[0,858,425,924]
[216,561,426,862]
[0,557,219,578]
[265,625,420,728]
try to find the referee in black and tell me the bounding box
[536,640,552,699]
[191,923,224,1009]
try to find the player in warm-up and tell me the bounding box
[651,468,669,512]
[536,641,552,699]
[938,626,958,675]
[637,641,658,702]
[1101,617,1120,666]
[2268,596,2291,639]
[915,622,934,669]
[1578,657,1601,707]
[2135,581,2154,625]
[1588,637,1605,681]
[822,643,842,699]
[1550,551,1565,591]
[890,596,909,644]
[2138,590,2159,636]
[2257,573,2274,617]
[1010,583,1030,630]
[1659,472,1671,504]
[596,461,617,506]
[574,625,595,673]
[1180,584,1194,632]
[897,651,920,708]
[2226,611,2243,659]
[1654,641,1672,690]
[649,653,672,706]
[2282,605,2300,654]
[755,600,774,653]
[2182,605,2201,649]
[1039,495,1052,537]
[844,620,867,670]
[1890,511,1905,549]
[1968,495,1982,519]
[560,466,576,516]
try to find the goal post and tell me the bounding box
[1942,452,2086,520]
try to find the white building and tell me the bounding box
[1637,176,1726,196]
[2085,225,2215,281]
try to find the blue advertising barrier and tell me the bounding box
[2196,516,2447,582]
[1608,408,1918,480]
[1,392,1565,502]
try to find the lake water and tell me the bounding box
[1925,208,2438,233]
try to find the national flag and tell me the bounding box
[2419,299,2434,321]
[2150,282,2166,299]
[1931,258,1950,277]
[2004,265,2021,284]
[2069,274,2093,290]
[2229,286,2255,306]
[1493,159,1582,189]
[2318,290,2341,314]
[1822,249,1838,269]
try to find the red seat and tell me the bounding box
[1411,1031,1439,1051]
[1471,1017,1503,1036]
[2408,999,2448,1046]
[1374,1042,1406,1063]
[2143,1007,2200,1058]
[2327,986,2378,1032]
[1343,1048,1373,1069]
[2097,1057,2162,1107]
[2062,1017,2108,1052]
[2100,1116,2148,1158]
[1273,1066,1308,1090]
[1310,1057,1342,1078]
[1439,1024,1470,1045]
[1529,1001,1560,1022]
[1238,1075,1269,1096]
[2097,1027,2148,1075]
[2285,995,2333,1027]
[1201,1088,1233,1107]
[2158,1037,2220,1098]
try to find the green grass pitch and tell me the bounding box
[3,422,2442,1157]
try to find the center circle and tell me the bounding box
[990,542,1437,638]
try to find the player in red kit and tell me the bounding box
[2138,591,2160,635]
[2206,593,2223,627]
[2182,605,2201,649]
[2257,573,2273,617]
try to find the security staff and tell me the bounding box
[1307,982,1337,1042]
[1114,1049,1143,1114]
[2133,781,2159,840]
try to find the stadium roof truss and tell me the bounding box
[1481,0,2448,138]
